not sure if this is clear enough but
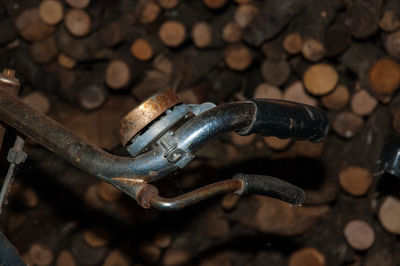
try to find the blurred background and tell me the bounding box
[0,0,400,265]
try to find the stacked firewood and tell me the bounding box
[2,0,400,265]
[2,0,398,133]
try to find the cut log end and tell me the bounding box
[254,83,282,100]
[230,132,255,146]
[106,60,131,90]
[39,0,64,25]
[139,2,161,24]
[222,22,242,43]
[79,85,107,111]
[56,250,75,266]
[159,20,186,47]
[154,233,172,249]
[283,81,318,107]
[261,59,291,86]
[368,58,400,98]
[22,91,51,114]
[339,166,372,196]
[58,53,77,69]
[301,39,326,62]
[283,33,302,55]
[303,64,338,96]
[21,187,39,208]
[84,185,103,209]
[378,196,400,235]
[292,141,324,159]
[350,89,378,116]
[140,244,162,263]
[224,43,253,71]
[332,112,364,139]
[29,244,54,266]
[234,4,258,28]
[384,30,400,59]
[264,136,291,150]
[379,10,400,32]
[64,9,91,37]
[131,38,153,61]
[321,85,350,110]
[104,250,129,266]
[162,249,190,266]
[221,193,240,211]
[83,227,111,248]
[15,8,55,41]
[288,248,326,266]
[191,22,212,48]
[344,220,375,251]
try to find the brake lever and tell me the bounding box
[135,174,304,211]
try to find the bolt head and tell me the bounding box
[3,69,15,78]
[167,149,184,163]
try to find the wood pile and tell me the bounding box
[1,0,400,265]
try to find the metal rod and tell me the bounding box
[149,179,243,211]
[0,136,26,213]
[0,163,15,212]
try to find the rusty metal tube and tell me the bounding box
[0,87,175,181]
[148,179,243,211]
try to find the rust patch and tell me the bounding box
[136,184,159,208]
[119,87,182,146]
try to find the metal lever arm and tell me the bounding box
[137,174,305,211]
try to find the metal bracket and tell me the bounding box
[156,131,194,169]
[7,137,27,165]
[152,102,216,168]
[125,101,216,161]
[126,104,190,157]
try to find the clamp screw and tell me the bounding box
[0,68,20,93]
[6,136,27,165]
[3,68,15,78]
[167,149,184,163]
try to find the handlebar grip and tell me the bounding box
[234,174,305,205]
[238,99,329,142]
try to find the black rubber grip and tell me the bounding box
[238,99,329,142]
[234,174,305,205]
